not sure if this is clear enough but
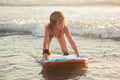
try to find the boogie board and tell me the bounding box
[42,58,88,79]
[43,58,88,70]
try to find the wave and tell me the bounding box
[0,19,45,37]
[0,19,120,41]
[70,27,120,40]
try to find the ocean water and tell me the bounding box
[0,5,120,80]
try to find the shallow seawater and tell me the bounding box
[0,3,120,80]
[0,35,120,80]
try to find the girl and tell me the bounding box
[42,11,80,60]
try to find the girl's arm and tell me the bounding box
[64,26,80,57]
[43,26,50,50]
[42,25,52,60]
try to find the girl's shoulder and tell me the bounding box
[63,26,69,31]
[45,23,49,28]
[45,23,51,29]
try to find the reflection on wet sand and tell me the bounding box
[41,62,88,80]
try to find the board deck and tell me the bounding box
[43,58,88,69]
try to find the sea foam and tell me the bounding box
[0,19,120,40]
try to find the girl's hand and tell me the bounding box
[76,54,80,58]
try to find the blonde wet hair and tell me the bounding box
[50,11,66,27]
